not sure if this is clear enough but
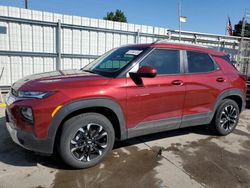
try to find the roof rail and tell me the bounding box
[153,39,210,48]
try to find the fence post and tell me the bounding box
[56,19,61,70]
[136,29,140,44]
[217,37,221,51]
[168,30,172,40]
[194,34,197,44]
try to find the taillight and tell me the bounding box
[239,74,248,82]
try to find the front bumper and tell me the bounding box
[5,111,54,154]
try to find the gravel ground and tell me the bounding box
[0,105,250,188]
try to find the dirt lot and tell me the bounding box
[0,106,250,188]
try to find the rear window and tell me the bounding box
[187,51,217,73]
[221,55,235,65]
[213,54,237,69]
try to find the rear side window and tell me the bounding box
[187,51,217,73]
[140,49,180,75]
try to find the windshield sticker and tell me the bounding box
[125,50,143,56]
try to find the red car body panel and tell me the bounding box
[5,42,247,154]
[126,75,186,129]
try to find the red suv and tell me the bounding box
[5,42,247,168]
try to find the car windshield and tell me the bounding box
[82,46,148,77]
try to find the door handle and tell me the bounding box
[216,77,225,82]
[171,80,184,86]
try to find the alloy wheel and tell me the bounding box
[219,105,238,131]
[70,123,108,162]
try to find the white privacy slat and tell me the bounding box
[81,30,90,54]
[98,32,106,55]
[8,7,20,18]
[73,16,82,25]
[90,18,98,27]
[32,10,43,20]
[0,22,9,51]
[63,15,73,24]
[63,28,72,54]
[0,6,8,16]
[113,34,120,48]
[53,13,63,22]
[33,25,43,52]
[98,20,106,28]
[106,33,113,51]
[0,56,11,86]
[89,31,98,55]
[22,57,33,77]
[33,57,44,73]
[44,58,55,72]
[62,58,72,70]
[43,27,55,53]
[81,59,90,68]
[20,9,32,19]
[9,23,21,51]
[72,59,81,69]
[72,29,81,54]
[11,56,22,82]
[82,17,90,26]
[21,24,32,52]
[43,12,54,22]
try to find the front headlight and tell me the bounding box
[18,91,54,99]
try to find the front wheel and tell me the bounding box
[212,99,240,136]
[59,113,115,168]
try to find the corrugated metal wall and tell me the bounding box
[0,6,246,87]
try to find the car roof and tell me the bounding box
[125,42,226,56]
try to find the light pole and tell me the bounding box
[25,0,28,9]
[178,0,181,41]
[178,0,186,41]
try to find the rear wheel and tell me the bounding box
[59,113,115,168]
[212,99,240,135]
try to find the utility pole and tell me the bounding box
[25,0,28,9]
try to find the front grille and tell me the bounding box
[11,88,18,97]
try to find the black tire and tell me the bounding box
[212,99,240,136]
[59,113,115,168]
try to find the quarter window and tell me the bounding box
[140,49,180,75]
[187,51,217,73]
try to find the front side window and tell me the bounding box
[82,46,148,77]
[187,51,217,73]
[140,49,180,75]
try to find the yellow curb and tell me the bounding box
[0,103,7,107]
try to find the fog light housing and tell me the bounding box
[20,106,33,123]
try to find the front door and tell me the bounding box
[126,48,186,137]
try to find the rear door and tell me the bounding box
[181,51,230,128]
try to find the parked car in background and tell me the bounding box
[5,41,247,168]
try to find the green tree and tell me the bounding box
[233,20,250,37]
[103,9,127,23]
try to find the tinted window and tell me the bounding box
[82,46,147,77]
[140,49,180,75]
[187,51,216,73]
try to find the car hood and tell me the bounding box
[12,69,107,91]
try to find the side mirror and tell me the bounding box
[129,66,157,78]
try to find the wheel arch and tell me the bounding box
[211,88,246,122]
[48,98,127,152]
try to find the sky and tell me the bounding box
[0,0,250,35]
